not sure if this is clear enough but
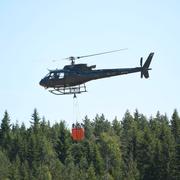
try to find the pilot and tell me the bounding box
[54,73,59,79]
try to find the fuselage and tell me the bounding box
[39,64,142,88]
[39,52,154,95]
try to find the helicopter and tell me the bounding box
[39,49,154,96]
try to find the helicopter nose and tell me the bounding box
[39,79,46,87]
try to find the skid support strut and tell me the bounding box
[49,84,87,95]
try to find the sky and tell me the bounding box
[0,0,180,127]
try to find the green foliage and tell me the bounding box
[171,109,180,179]
[0,150,11,179]
[93,114,111,136]
[83,116,94,139]
[99,132,122,178]
[171,109,180,141]
[0,109,180,179]
[121,110,141,179]
[55,121,70,164]
[112,117,121,136]
[87,163,97,180]
[0,110,11,150]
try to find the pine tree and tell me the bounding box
[153,118,175,179]
[63,154,79,180]
[112,117,121,136]
[171,109,180,142]
[48,158,63,180]
[171,109,180,179]
[0,150,10,179]
[121,110,141,179]
[83,116,94,139]
[30,108,41,134]
[137,127,155,180]
[71,143,85,165]
[99,132,123,179]
[92,143,104,176]
[19,160,29,180]
[160,117,175,179]
[87,163,97,180]
[55,121,70,164]
[10,155,21,179]
[94,114,111,137]
[134,109,148,130]
[0,110,11,149]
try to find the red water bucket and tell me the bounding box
[71,127,84,141]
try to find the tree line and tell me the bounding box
[0,109,180,180]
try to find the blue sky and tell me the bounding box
[0,0,180,126]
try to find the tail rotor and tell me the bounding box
[140,57,143,78]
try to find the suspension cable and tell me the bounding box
[73,94,80,125]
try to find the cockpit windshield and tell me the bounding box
[45,72,64,79]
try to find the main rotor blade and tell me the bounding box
[76,48,128,59]
[53,48,128,62]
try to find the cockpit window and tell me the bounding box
[58,72,64,79]
[45,72,64,79]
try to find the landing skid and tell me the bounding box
[49,84,87,95]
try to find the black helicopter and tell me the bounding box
[39,49,154,96]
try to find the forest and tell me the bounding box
[0,109,180,180]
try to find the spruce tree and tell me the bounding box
[0,150,10,179]
[171,109,180,142]
[0,110,11,148]
[87,163,97,180]
[93,114,111,137]
[112,117,121,136]
[171,109,180,179]
[83,116,94,139]
[99,132,123,179]
[55,121,70,164]
[30,108,41,134]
